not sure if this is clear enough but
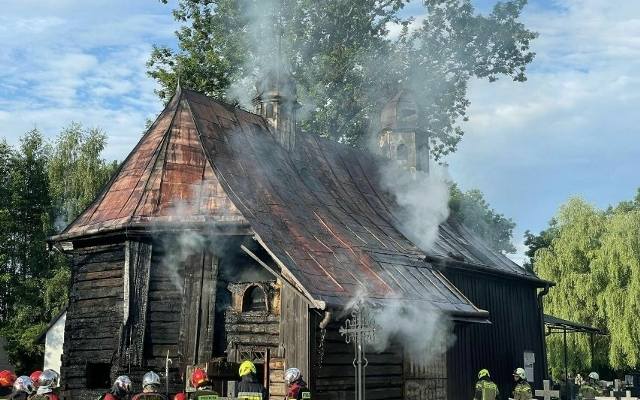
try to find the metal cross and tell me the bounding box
[339,301,377,400]
[535,380,560,400]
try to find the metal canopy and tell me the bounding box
[544,314,607,335]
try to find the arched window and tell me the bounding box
[396,143,408,162]
[266,103,274,119]
[242,285,267,312]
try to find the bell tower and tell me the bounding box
[377,91,429,173]
[252,70,299,151]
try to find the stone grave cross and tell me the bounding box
[535,380,560,400]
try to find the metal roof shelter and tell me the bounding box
[544,314,607,384]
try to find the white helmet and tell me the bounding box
[13,376,35,394]
[284,368,301,385]
[142,371,161,390]
[588,372,599,381]
[113,375,133,394]
[39,369,59,388]
[514,367,526,380]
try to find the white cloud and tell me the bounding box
[446,0,640,242]
[0,0,178,159]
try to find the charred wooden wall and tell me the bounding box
[445,270,545,400]
[61,242,125,400]
[311,320,404,400]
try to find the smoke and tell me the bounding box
[346,291,454,366]
[379,162,450,252]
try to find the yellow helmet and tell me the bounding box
[478,369,490,379]
[239,361,257,377]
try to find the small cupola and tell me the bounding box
[378,90,429,173]
[252,70,300,151]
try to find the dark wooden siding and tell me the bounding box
[445,270,545,400]
[313,322,404,400]
[61,243,125,400]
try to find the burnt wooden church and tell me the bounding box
[50,77,553,400]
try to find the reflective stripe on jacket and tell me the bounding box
[474,379,499,400]
[513,381,533,400]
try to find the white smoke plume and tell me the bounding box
[380,162,450,252]
[345,290,455,366]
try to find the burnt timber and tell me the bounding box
[51,84,552,400]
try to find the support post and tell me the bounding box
[563,327,568,384]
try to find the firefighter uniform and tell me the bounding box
[235,361,266,400]
[188,389,218,400]
[474,369,499,400]
[512,368,532,400]
[578,383,601,400]
[512,381,533,400]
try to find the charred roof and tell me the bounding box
[54,85,546,314]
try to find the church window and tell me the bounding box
[396,143,408,162]
[242,285,267,312]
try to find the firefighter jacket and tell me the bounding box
[578,383,602,400]
[187,389,218,400]
[0,387,11,400]
[474,378,499,400]
[131,392,168,400]
[7,391,29,400]
[512,380,532,400]
[285,381,311,400]
[235,374,267,400]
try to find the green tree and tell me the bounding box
[148,0,537,158]
[449,183,516,254]
[48,123,119,229]
[533,195,640,376]
[0,125,118,372]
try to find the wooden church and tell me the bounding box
[50,76,553,400]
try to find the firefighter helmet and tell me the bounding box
[239,361,257,377]
[513,368,526,380]
[30,371,42,387]
[284,368,301,385]
[174,393,187,400]
[142,371,161,390]
[588,372,599,381]
[13,376,35,394]
[190,368,208,389]
[39,370,59,388]
[478,369,490,379]
[114,375,132,394]
[0,370,16,387]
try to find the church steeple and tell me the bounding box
[377,90,430,173]
[253,70,299,151]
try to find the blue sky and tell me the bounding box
[1,0,638,264]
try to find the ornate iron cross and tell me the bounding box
[339,302,377,400]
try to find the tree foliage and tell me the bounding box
[532,194,640,376]
[449,183,516,254]
[0,124,117,373]
[148,0,537,158]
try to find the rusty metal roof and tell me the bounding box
[57,86,541,313]
[180,89,489,314]
[56,90,247,240]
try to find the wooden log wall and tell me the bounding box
[312,321,404,400]
[403,349,447,400]
[61,243,125,400]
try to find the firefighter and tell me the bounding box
[512,368,532,400]
[0,371,17,400]
[101,376,133,400]
[187,368,218,400]
[474,369,499,400]
[172,393,186,400]
[235,361,267,400]
[8,376,35,400]
[284,368,310,400]
[131,372,166,400]
[31,369,60,400]
[578,372,602,400]
[29,372,42,391]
